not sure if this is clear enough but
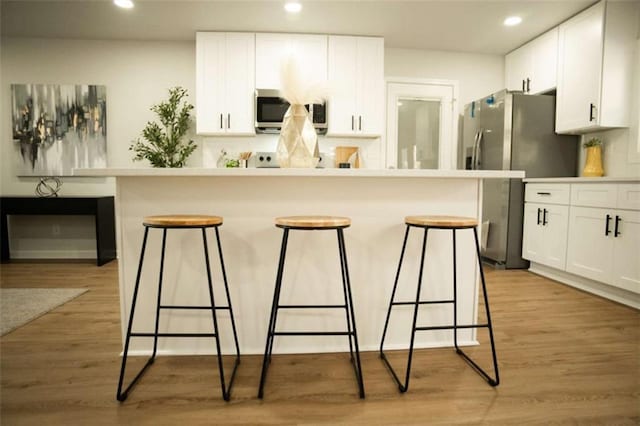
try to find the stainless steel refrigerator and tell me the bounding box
[459,90,579,269]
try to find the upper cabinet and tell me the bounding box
[327,36,384,137]
[255,33,328,90]
[555,1,638,134]
[196,32,255,135]
[505,28,558,95]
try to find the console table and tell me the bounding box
[0,196,116,266]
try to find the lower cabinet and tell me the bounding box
[523,181,640,305]
[567,207,640,294]
[522,202,569,270]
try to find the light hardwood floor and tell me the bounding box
[1,261,638,425]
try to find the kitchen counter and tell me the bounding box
[74,167,524,356]
[75,167,525,179]
[525,176,639,183]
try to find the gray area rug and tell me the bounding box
[1,288,88,336]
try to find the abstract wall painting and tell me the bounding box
[11,84,107,176]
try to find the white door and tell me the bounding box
[224,33,255,135]
[611,210,640,294]
[328,36,358,135]
[505,46,530,92]
[542,204,569,270]
[522,203,545,264]
[356,37,384,135]
[566,206,614,283]
[529,27,558,94]
[385,80,456,170]
[556,1,604,132]
[196,32,226,134]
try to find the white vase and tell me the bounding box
[276,104,319,168]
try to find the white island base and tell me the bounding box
[75,168,524,356]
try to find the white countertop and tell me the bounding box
[524,176,639,183]
[73,167,525,179]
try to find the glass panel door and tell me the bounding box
[396,99,440,169]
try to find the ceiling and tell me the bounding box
[1,0,596,54]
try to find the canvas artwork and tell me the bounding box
[11,84,107,176]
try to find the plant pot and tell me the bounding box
[583,145,604,177]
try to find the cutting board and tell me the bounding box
[334,146,360,168]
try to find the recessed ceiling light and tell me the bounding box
[504,16,522,26]
[284,2,302,13]
[114,0,134,9]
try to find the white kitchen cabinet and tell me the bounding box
[565,183,640,294]
[522,184,570,270]
[196,32,255,135]
[505,27,558,94]
[327,36,384,137]
[555,1,638,133]
[255,33,328,90]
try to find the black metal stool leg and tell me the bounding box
[453,229,459,352]
[454,227,500,386]
[202,228,232,401]
[338,228,365,399]
[258,228,289,399]
[380,226,429,393]
[379,225,410,354]
[213,226,241,399]
[151,229,167,358]
[337,229,355,362]
[116,226,150,402]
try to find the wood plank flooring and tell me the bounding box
[1,261,638,425]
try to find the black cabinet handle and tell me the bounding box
[220,113,223,129]
[614,215,621,237]
[228,113,230,129]
[605,214,611,236]
[359,115,362,131]
[537,208,541,225]
[522,79,526,92]
[542,208,548,226]
[526,78,531,93]
[589,103,596,121]
[537,192,551,196]
[351,115,354,131]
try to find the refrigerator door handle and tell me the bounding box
[474,129,483,170]
[470,131,479,170]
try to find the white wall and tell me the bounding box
[384,47,505,111]
[1,37,199,259]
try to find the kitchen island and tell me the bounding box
[74,168,524,356]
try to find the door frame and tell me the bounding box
[384,77,459,169]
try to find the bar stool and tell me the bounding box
[258,216,365,399]
[116,214,241,402]
[379,215,499,392]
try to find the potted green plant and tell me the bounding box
[582,137,604,177]
[130,86,196,168]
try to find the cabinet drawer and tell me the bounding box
[570,184,617,208]
[617,184,640,211]
[525,183,570,204]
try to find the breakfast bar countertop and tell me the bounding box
[74,167,525,179]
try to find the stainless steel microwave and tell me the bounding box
[254,89,328,134]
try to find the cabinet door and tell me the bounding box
[542,204,569,270]
[328,36,358,135]
[256,33,327,91]
[529,27,558,94]
[224,33,255,135]
[566,206,614,283]
[196,32,226,134]
[522,203,545,263]
[556,1,604,133]
[356,37,384,135]
[611,210,640,294]
[505,46,529,92]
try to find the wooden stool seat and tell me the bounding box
[143,214,223,227]
[405,215,478,228]
[275,215,351,228]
